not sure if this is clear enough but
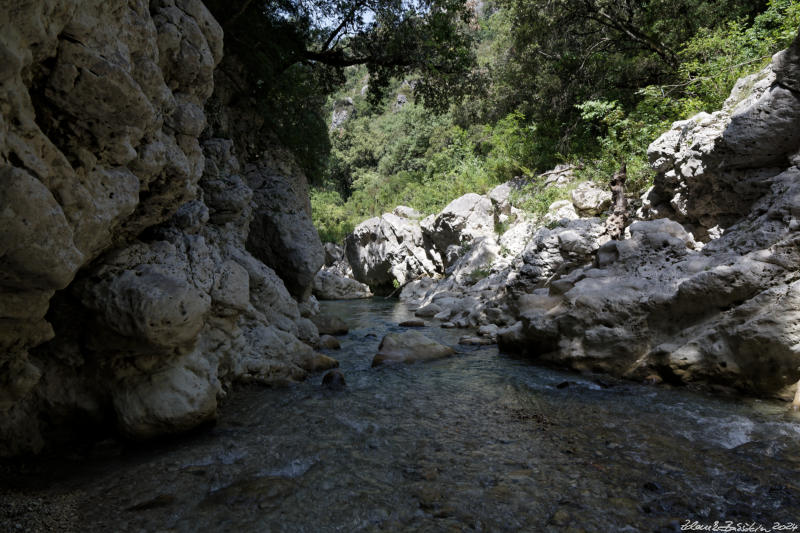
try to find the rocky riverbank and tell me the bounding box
[328,32,800,403]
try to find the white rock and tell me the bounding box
[570,181,612,215]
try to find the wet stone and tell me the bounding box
[458,335,494,346]
[311,315,348,335]
[317,335,341,350]
[322,370,346,390]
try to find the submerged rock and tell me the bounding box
[318,335,342,350]
[372,331,455,366]
[458,335,495,346]
[322,370,347,390]
[311,315,349,336]
[299,353,339,373]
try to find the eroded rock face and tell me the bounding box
[2,137,321,451]
[0,0,225,451]
[421,193,495,269]
[313,267,373,300]
[245,146,324,301]
[498,43,800,398]
[645,54,800,239]
[0,0,325,453]
[345,213,441,291]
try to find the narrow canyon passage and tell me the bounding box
[3,299,799,531]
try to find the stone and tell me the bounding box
[400,319,426,327]
[323,242,344,266]
[318,335,341,350]
[393,206,423,219]
[245,146,324,300]
[487,178,528,216]
[478,324,499,338]
[458,335,494,346]
[570,181,612,215]
[414,304,442,318]
[311,315,349,336]
[313,267,373,300]
[112,350,220,439]
[421,193,495,269]
[345,213,441,290]
[322,370,347,390]
[544,200,579,224]
[299,353,339,373]
[372,331,456,366]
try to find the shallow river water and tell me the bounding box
[3,298,800,532]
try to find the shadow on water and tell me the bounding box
[3,297,800,531]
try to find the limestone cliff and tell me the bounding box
[0,0,323,455]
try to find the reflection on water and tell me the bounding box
[3,297,800,531]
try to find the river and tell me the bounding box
[2,298,800,531]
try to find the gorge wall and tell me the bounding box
[0,0,323,456]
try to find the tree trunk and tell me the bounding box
[605,163,628,240]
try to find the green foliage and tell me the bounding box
[312,93,561,241]
[468,265,492,284]
[669,0,800,116]
[494,0,768,134]
[510,182,572,218]
[204,0,479,181]
[311,0,800,241]
[570,0,800,198]
[310,188,355,243]
[574,99,665,195]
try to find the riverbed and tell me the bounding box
[2,298,800,531]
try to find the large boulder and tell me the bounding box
[645,50,800,240]
[323,242,344,266]
[313,267,373,300]
[372,331,455,366]
[345,213,441,290]
[421,193,495,268]
[570,181,612,216]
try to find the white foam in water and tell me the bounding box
[678,414,755,449]
[663,400,759,449]
[262,455,319,478]
[218,447,248,465]
[335,414,378,434]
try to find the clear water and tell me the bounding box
[3,298,800,531]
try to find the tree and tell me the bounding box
[492,0,768,151]
[203,0,479,179]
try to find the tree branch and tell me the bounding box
[224,0,256,28]
[321,0,367,52]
